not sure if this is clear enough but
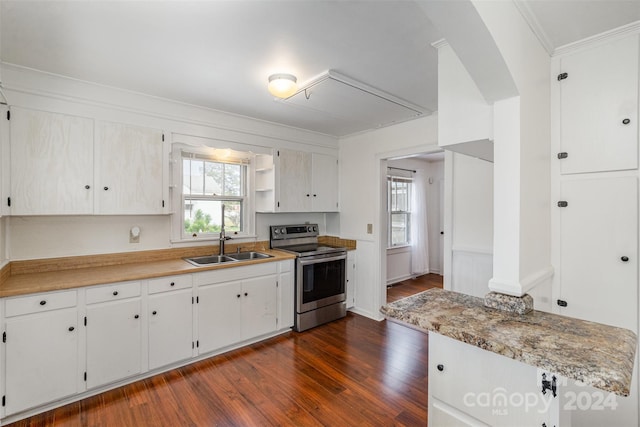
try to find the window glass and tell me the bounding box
[388,176,412,246]
[182,156,246,238]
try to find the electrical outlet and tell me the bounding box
[130,226,141,243]
[367,223,373,234]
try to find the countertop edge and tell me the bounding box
[381,288,637,397]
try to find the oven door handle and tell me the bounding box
[298,254,346,265]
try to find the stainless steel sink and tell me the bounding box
[228,251,273,261]
[183,255,237,266]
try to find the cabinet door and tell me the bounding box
[277,149,311,212]
[429,398,490,427]
[10,107,94,215]
[241,275,277,339]
[559,35,638,174]
[94,121,164,214]
[558,176,638,331]
[4,309,78,415]
[148,289,193,370]
[197,281,242,354]
[311,153,339,211]
[346,251,356,309]
[277,262,294,329]
[86,299,142,389]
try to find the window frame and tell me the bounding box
[387,175,412,248]
[171,141,257,243]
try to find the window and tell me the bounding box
[388,176,412,246]
[182,154,247,238]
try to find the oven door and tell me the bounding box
[296,252,346,313]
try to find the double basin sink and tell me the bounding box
[184,251,273,266]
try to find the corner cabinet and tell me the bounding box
[273,149,339,213]
[7,107,168,215]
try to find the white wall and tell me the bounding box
[339,115,439,319]
[447,152,493,297]
[1,65,339,260]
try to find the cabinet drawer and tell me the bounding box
[148,275,192,294]
[5,290,77,317]
[86,281,141,304]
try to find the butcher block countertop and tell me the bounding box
[0,242,295,298]
[381,288,637,397]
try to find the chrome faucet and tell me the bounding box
[219,204,231,255]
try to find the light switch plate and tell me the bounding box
[367,223,373,234]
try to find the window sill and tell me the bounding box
[171,234,258,246]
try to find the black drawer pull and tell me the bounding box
[113,291,118,296]
[622,118,631,125]
[621,256,629,262]
[103,186,109,191]
[85,185,91,189]
[237,294,241,298]
[39,300,46,306]
[170,282,175,286]
[134,314,139,319]
[68,326,75,332]
[152,311,157,315]
[437,364,444,372]
[244,292,248,297]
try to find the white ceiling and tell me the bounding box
[1,1,639,138]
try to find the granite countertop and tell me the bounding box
[381,288,637,397]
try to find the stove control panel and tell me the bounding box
[270,224,319,240]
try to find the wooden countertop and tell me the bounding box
[0,246,295,298]
[381,288,637,397]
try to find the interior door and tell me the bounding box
[558,176,638,331]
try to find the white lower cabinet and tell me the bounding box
[1,261,294,423]
[148,288,194,370]
[86,288,142,389]
[429,333,566,427]
[3,296,79,415]
[196,264,279,354]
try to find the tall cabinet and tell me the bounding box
[551,34,639,427]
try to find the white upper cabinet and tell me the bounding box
[7,108,167,215]
[277,149,312,212]
[276,149,338,212]
[94,120,165,214]
[10,107,94,215]
[558,35,639,174]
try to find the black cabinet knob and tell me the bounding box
[152,311,157,315]
[134,314,139,319]
[244,292,248,297]
[39,300,46,306]
[622,118,631,125]
[113,291,118,296]
[68,326,75,332]
[437,364,444,372]
[103,186,109,191]
[85,185,91,189]
[621,256,629,262]
[313,194,317,197]
[170,282,175,287]
[237,294,241,298]
[306,194,310,197]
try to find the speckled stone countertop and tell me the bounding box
[380,288,637,396]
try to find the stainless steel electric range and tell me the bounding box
[270,224,347,332]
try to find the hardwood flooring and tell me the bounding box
[387,274,443,303]
[6,313,430,427]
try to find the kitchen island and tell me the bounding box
[381,288,637,426]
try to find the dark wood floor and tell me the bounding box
[7,313,430,427]
[387,273,444,303]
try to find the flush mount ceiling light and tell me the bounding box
[268,73,298,99]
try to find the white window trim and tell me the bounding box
[170,141,258,244]
[387,175,412,248]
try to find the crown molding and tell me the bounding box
[512,0,554,56]
[553,20,640,57]
[431,38,449,49]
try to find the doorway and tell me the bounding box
[383,151,446,303]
